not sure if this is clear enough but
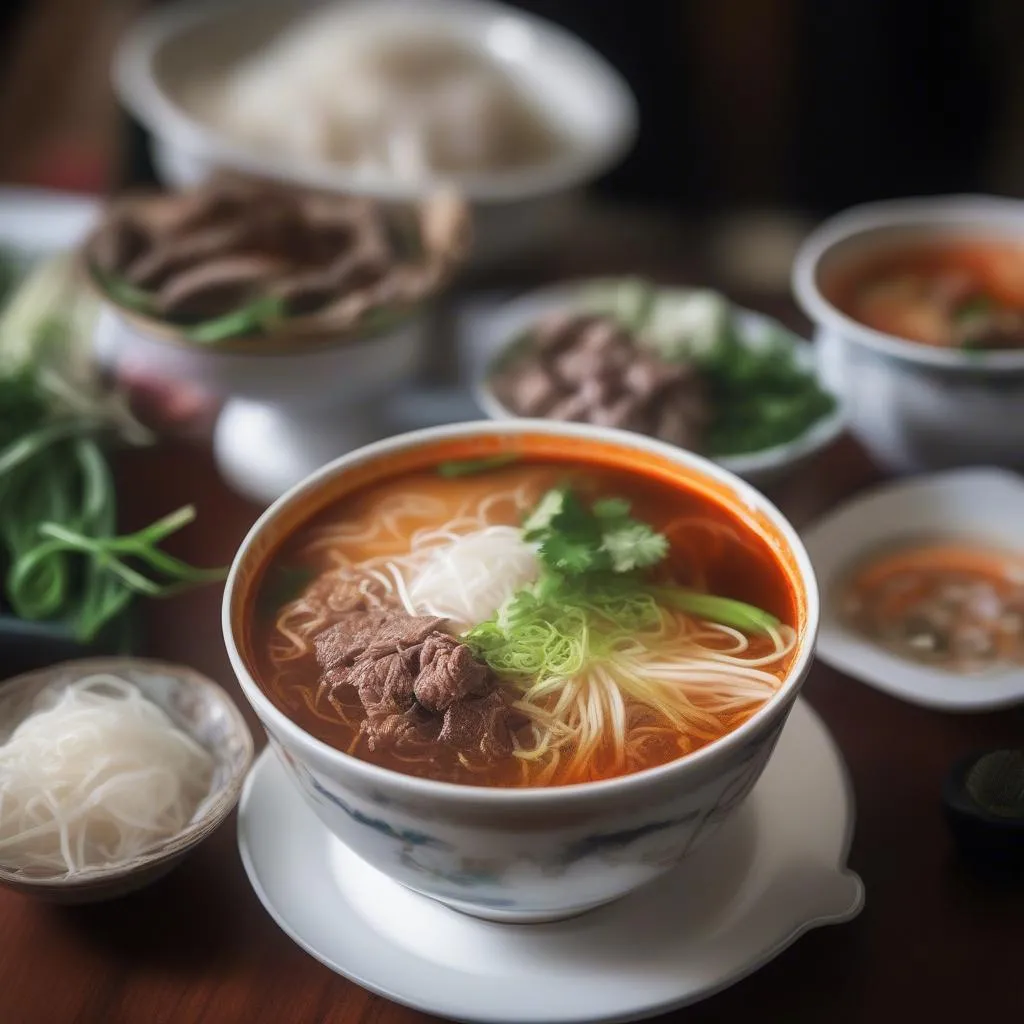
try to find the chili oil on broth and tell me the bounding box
[837,534,1024,674]
[249,459,799,788]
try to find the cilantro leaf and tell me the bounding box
[592,497,631,520]
[600,522,669,573]
[540,533,601,574]
[523,487,568,536]
[524,486,669,576]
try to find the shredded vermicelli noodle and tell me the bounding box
[0,674,214,877]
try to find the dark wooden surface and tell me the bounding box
[2,227,1023,1023]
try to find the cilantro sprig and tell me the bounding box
[522,486,669,576]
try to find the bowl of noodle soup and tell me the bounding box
[223,421,818,922]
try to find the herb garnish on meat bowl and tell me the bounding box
[477,279,844,485]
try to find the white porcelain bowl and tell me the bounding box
[223,420,819,923]
[793,194,1024,473]
[474,282,845,487]
[92,300,426,505]
[113,0,637,270]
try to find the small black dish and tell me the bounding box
[0,611,140,682]
[943,749,1024,876]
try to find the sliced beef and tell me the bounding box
[90,212,151,275]
[361,708,436,753]
[439,691,515,760]
[351,646,420,717]
[492,312,710,451]
[313,610,519,768]
[314,611,446,672]
[86,176,469,331]
[413,632,492,711]
[155,254,286,319]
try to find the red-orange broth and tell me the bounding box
[247,460,798,787]
[827,240,1024,350]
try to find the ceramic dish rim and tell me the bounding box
[222,418,820,805]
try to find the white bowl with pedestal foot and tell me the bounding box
[92,302,426,505]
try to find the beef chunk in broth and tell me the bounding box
[313,610,519,771]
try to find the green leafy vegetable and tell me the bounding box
[524,486,668,576]
[601,521,669,573]
[649,586,781,633]
[96,270,157,314]
[693,326,837,457]
[465,572,664,681]
[580,278,837,456]
[0,258,225,641]
[522,487,570,536]
[953,296,993,324]
[437,453,520,478]
[183,295,285,344]
[592,497,631,519]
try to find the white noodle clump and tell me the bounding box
[0,674,214,877]
[405,525,540,630]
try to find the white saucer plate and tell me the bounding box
[237,699,864,1023]
[803,467,1024,711]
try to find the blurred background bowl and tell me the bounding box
[113,0,638,272]
[793,194,1024,474]
[474,281,845,487]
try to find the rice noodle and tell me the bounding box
[0,674,214,877]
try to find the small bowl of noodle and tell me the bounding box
[0,658,253,902]
[224,420,818,922]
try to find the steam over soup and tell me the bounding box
[248,459,798,787]
[828,240,1024,350]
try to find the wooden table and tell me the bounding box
[2,228,1023,1022]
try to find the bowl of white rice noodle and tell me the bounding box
[0,658,253,902]
[113,0,638,270]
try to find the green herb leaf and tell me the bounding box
[592,497,631,520]
[522,487,569,536]
[258,564,316,616]
[96,269,156,314]
[523,486,669,577]
[437,453,520,478]
[184,295,284,344]
[651,586,781,634]
[601,522,669,573]
[540,533,600,574]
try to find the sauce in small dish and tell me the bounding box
[838,538,1024,673]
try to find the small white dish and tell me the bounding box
[237,699,863,1023]
[113,0,637,269]
[803,467,1024,711]
[474,282,845,487]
